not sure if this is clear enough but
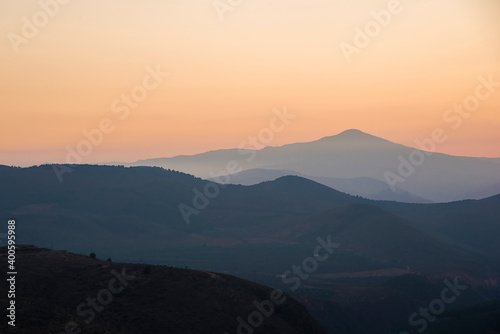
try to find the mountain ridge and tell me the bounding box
[125,129,500,163]
[208,168,433,203]
[115,129,500,202]
[3,164,499,333]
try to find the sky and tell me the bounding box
[1,0,499,166]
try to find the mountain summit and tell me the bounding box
[327,129,376,139]
[125,130,500,202]
[311,129,396,149]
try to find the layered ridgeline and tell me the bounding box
[208,168,432,203]
[121,129,500,203]
[0,246,326,334]
[1,164,499,275]
[2,165,500,333]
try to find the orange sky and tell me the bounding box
[1,0,499,166]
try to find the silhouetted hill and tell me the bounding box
[0,245,327,334]
[208,168,432,203]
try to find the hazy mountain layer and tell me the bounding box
[208,168,432,203]
[123,129,500,202]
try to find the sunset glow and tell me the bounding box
[1,0,499,166]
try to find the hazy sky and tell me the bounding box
[1,0,499,166]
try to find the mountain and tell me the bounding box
[2,165,498,276]
[287,204,475,272]
[482,157,500,165]
[208,168,432,203]
[0,245,326,334]
[123,129,500,202]
[208,168,301,186]
[377,194,500,260]
[0,165,364,253]
[2,164,499,333]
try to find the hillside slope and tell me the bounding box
[0,245,326,334]
[1,164,498,277]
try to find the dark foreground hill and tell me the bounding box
[0,245,327,334]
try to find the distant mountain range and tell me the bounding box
[116,129,500,203]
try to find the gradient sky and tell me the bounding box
[1,0,499,166]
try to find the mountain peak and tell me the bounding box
[317,129,380,142]
[339,129,366,135]
[337,129,372,138]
